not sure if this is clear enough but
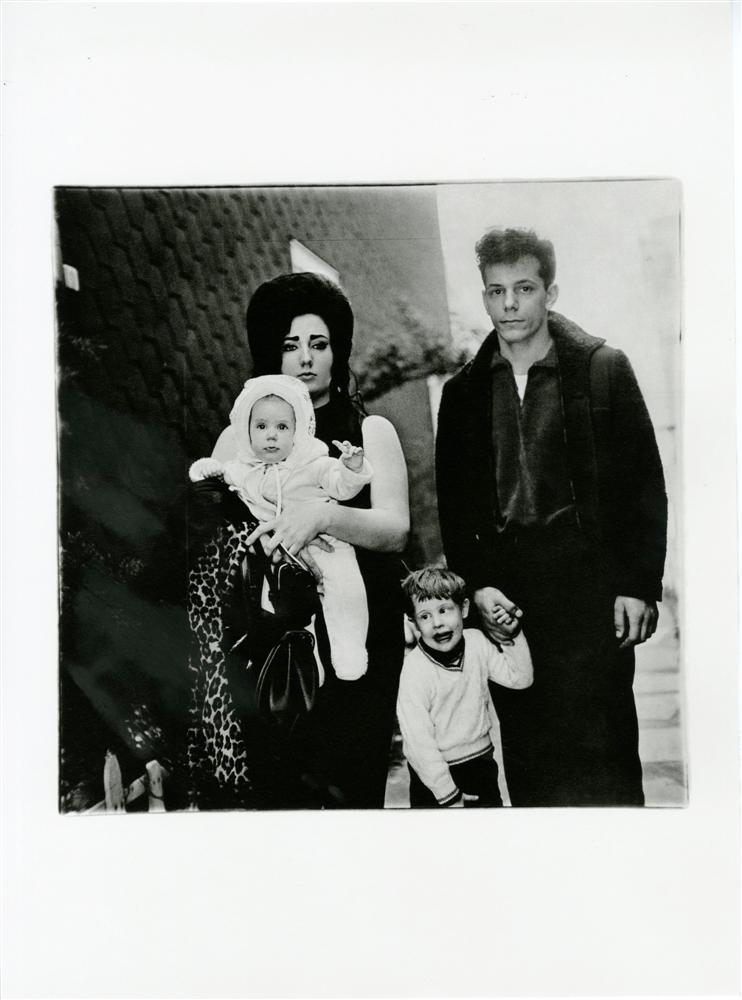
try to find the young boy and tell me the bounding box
[189,373,372,681]
[396,567,533,807]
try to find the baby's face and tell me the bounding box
[249,396,295,464]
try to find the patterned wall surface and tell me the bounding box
[55,186,452,806]
[56,185,450,458]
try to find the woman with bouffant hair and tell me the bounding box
[209,272,410,808]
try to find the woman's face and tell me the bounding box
[280,314,334,407]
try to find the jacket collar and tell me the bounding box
[468,310,605,397]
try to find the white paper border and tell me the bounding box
[2,3,739,997]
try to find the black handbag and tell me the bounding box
[251,557,322,723]
[255,628,320,721]
[266,556,321,627]
[205,483,323,724]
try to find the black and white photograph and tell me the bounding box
[55,180,683,814]
[3,4,739,999]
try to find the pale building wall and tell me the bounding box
[436,180,680,602]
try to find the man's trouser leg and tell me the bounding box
[489,528,644,807]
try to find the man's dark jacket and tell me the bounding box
[436,311,667,602]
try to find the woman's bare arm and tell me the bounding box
[246,415,410,556]
[324,415,409,551]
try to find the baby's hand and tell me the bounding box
[333,440,365,473]
[189,457,225,482]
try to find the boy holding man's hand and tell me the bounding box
[396,568,532,808]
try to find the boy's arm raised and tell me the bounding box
[483,631,534,690]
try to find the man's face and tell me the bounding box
[411,595,469,653]
[249,396,296,464]
[481,255,558,347]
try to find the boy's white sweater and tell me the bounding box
[396,629,533,804]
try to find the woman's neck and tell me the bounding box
[311,390,331,409]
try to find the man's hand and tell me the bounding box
[614,596,658,649]
[473,586,523,643]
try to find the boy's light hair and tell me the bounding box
[401,567,468,618]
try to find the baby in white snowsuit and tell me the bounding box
[189,374,372,681]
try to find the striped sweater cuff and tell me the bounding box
[437,787,462,807]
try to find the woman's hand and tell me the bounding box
[245,500,332,558]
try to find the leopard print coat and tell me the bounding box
[186,521,255,808]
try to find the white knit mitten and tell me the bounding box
[189,457,224,482]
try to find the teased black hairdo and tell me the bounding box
[246,272,355,396]
[475,227,556,289]
[401,567,468,618]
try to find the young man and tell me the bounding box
[435,228,668,806]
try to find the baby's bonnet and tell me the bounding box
[229,373,328,470]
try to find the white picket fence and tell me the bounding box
[84,752,168,814]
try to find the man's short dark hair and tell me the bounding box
[401,567,468,618]
[475,228,556,288]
